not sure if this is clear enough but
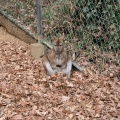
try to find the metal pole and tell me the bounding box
[30,0,44,59]
[36,0,42,42]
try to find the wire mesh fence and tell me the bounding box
[0,0,120,68]
[0,0,37,33]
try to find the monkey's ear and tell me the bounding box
[52,36,57,44]
[52,36,58,43]
[60,33,65,40]
[53,36,58,40]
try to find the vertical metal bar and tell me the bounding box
[36,0,42,42]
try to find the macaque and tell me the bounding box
[42,36,72,80]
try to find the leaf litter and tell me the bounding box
[0,41,120,120]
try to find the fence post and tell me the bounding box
[30,0,44,59]
[36,0,42,39]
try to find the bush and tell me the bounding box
[43,0,120,52]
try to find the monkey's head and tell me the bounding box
[53,36,64,54]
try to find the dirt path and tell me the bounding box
[0,26,26,45]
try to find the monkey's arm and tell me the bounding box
[42,56,55,76]
[62,56,72,79]
[66,58,72,79]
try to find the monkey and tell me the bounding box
[42,36,72,80]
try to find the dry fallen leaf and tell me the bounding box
[12,114,23,120]
[0,115,6,120]
[61,96,70,102]
[0,40,119,120]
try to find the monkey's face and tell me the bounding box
[53,38,64,54]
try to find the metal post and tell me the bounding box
[30,0,44,59]
[36,0,42,42]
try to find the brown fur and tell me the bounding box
[42,36,72,79]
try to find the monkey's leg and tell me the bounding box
[67,60,72,79]
[62,60,72,79]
